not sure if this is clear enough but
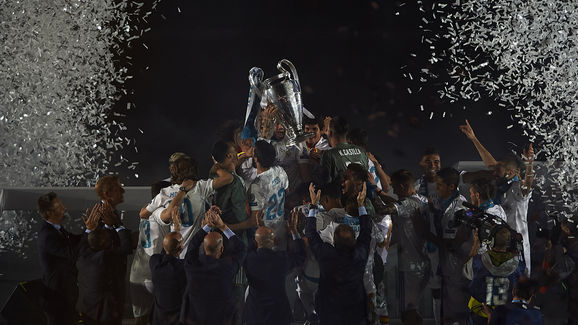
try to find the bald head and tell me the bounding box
[203,231,224,258]
[255,226,275,249]
[163,232,183,257]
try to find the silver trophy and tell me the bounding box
[250,59,312,147]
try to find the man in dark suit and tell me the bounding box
[77,201,132,325]
[182,205,247,325]
[37,192,83,325]
[305,183,372,325]
[149,231,186,325]
[244,209,306,325]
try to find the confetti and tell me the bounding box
[406,0,578,217]
[0,0,159,254]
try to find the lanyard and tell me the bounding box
[479,199,495,211]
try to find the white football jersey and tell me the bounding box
[248,165,289,249]
[145,184,180,213]
[130,208,171,284]
[175,179,215,258]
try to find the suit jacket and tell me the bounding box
[305,211,372,325]
[77,228,132,323]
[182,227,247,325]
[38,221,82,292]
[149,251,186,325]
[244,237,306,325]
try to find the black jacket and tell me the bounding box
[37,221,82,293]
[149,251,186,325]
[182,227,247,325]
[305,210,372,325]
[77,228,132,323]
[243,236,306,325]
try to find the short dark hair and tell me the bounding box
[170,157,199,184]
[345,163,369,182]
[470,178,496,201]
[303,116,323,129]
[329,116,349,137]
[212,140,232,163]
[88,229,113,251]
[500,154,524,171]
[512,277,538,300]
[391,169,414,186]
[320,181,342,200]
[254,140,277,169]
[347,128,368,148]
[151,181,171,198]
[38,192,58,219]
[436,167,460,188]
[422,147,440,157]
[334,224,356,251]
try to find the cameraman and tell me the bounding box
[463,227,525,325]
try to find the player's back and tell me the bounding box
[490,302,543,325]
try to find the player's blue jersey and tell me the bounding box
[469,252,525,307]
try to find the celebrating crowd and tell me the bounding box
[36,110,578,325]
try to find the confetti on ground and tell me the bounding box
[405,0,578,217]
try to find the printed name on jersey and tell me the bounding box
[338,148,362,156]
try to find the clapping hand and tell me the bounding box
[522,143,534,164]
[287,208,299,235]
[356,182,367,208]
[82,204,102,231]
[308,183,321,206]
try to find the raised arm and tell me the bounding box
[355,183,372,256]
[521,143,534,197]
[286,209,306,270]
[305,183,324,258]
[160,179,195,223]
[209,208,247,272]
[459,119,498,167]
[185,207,217,264]
[212,168,234,189]
[368,152,391,192]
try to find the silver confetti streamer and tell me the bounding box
[406,0,578,217]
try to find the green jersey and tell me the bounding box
[320,142,369,183]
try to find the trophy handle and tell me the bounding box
[248,67,264,96]
[277,59,300,85]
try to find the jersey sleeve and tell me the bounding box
[199,179,215,199]
[248,181,266,211]
[146,192,164,213]
[151,206,171,226]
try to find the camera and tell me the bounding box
[452,203,523,253]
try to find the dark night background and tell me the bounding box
[0,1,541,320]
[119,0,528,185]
